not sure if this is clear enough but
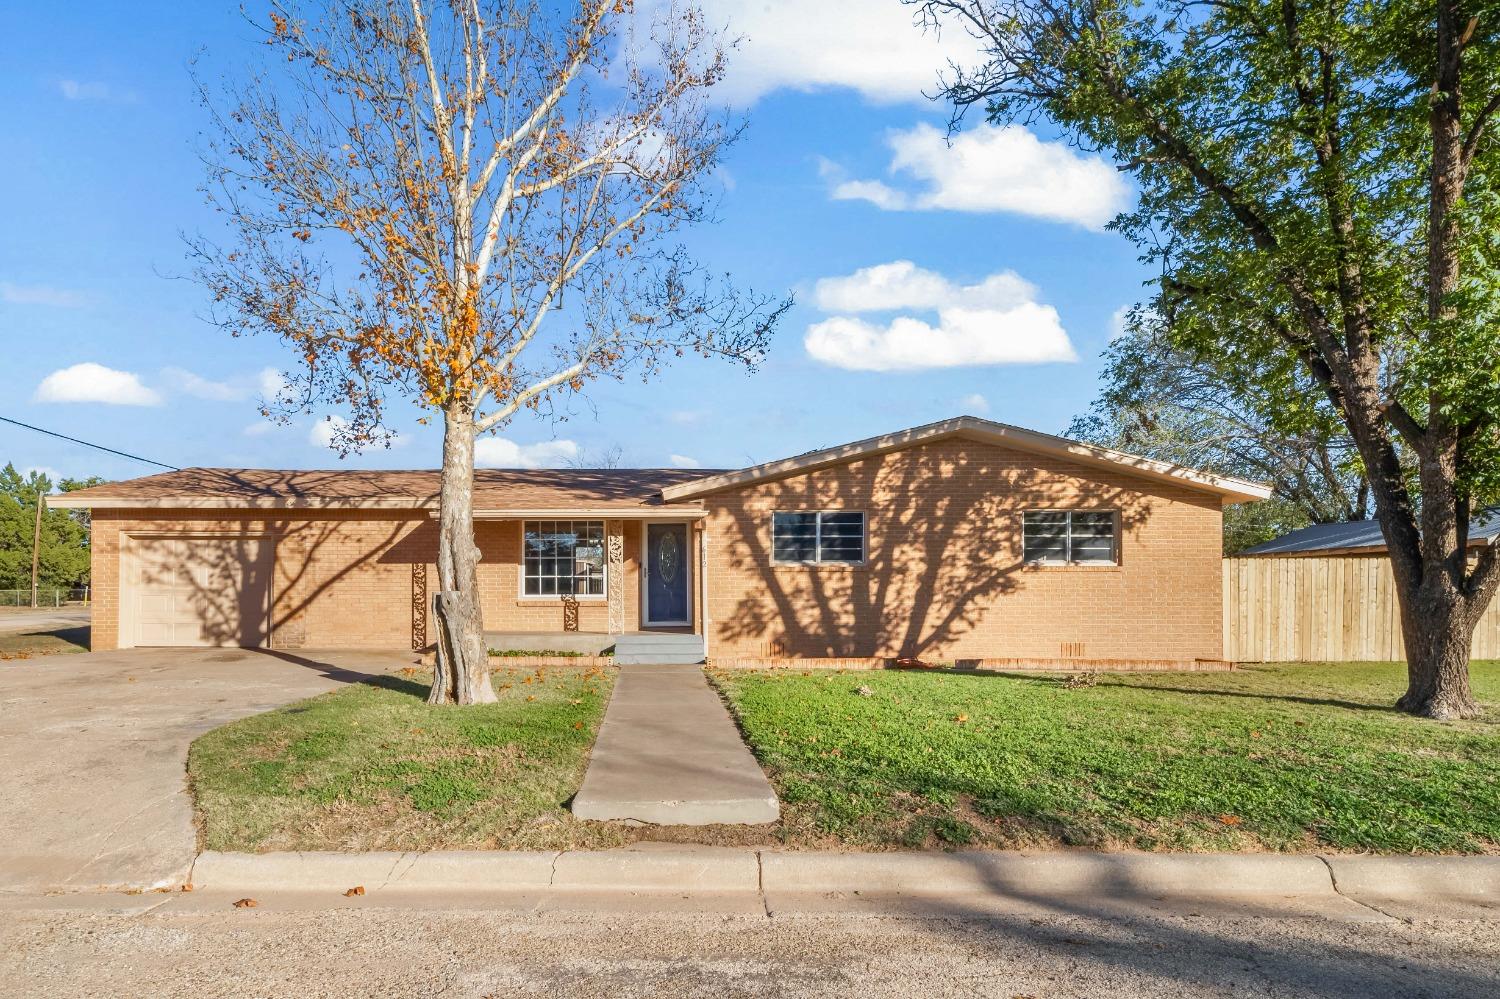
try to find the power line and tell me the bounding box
[0,415,180,472]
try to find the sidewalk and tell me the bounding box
[569,663,779,825]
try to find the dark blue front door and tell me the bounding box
[645,523,689,624]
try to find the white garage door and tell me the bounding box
[127,537,273,648]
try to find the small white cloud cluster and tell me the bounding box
[34,363,162,406]
[634,0,983,106]
[804,260,1076,372]
[474,437,579,469]
[822,123,1130,230]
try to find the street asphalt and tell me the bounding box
[2,892,1498,998]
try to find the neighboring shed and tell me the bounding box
[1224,513,1500,661]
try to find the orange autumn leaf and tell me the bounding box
[1218,814,1243,826]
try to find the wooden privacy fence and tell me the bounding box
[1223,554,1500,662]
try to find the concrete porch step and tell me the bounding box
[612,632,705,666]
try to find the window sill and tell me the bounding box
[771,561,867,570]
[1023,561,1121,571]
[515,597,607,606]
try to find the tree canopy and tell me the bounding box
[919,0,1500,716]
[1069,307,1381,552]
[0,466,103,593]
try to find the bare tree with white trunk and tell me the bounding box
[192,0,786,704]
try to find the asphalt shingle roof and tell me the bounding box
[51,467,722,510]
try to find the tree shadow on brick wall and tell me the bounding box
[713,443,1155,659]
[140,491,426,651]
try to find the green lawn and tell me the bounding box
[711,662,1500,854]
[189,666,628,852]
[0,627,89,659]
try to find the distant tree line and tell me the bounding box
[0,465,104,592]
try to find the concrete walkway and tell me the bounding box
[571,664,779,825]
[0,646,415,892]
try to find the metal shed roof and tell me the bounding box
[1239,509,1500,556]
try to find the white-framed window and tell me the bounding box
[772,511,866,564]
[1022,511,1117,564]
[522,520,606,597]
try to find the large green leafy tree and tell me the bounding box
[1069,307,1380,552]
[0,466,101,594]
[919,0,1500,717]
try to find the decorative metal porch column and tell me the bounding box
[606,519,625,635]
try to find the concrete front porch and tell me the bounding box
[484,629,705,664]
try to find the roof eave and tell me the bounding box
[661,416,1273,504]
[46,495,433,511]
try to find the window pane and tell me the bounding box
[773,513,817,562]
[1071,512,1114,562]
[524,520,606,595]
[818,512,865,562]
[1023,512,1068,562]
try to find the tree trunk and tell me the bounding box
[1393,574,1481,720]
[428,404,496,706]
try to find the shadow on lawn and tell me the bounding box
[933,668,1403,715]
[363,673,433,699]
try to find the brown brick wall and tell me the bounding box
[87,438,1224,659]
[695,437,1224,662]
[90,511,643,650]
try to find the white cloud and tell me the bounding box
[958,393,990,414]
[804,260,1077,372]
[162,367,242,402]
[666,409,708,425]
[814,260,1036,314]
[669,454,701,469]
[824,123,1130,229]
[59,80,134,102]
[308,415,410,451]
[1110,306,1134,341]
[1,281,87,307]
[806,308,1075,372]
[242,420,279,437]
[308,416,346,449]
[34,363,162,406]
[473,437,580,468]
[638,0,982,106]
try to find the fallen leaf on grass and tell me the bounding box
[1218,814,1243,826]
[232,898,259,908]
[954,714,969,724]
[343,886,365,897]
[526,695,536,702]
[572,722,584,730]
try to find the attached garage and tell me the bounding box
[122,535,274,648]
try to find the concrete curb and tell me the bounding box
[187,848,1500,904]
[760,851,1334,896]
[193,851,557,892]
[1323,855,1500,900]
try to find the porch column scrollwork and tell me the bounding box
[606,520,625,635]
[411,562,428,651]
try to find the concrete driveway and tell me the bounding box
[0,647,417,892]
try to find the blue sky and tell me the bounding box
[0,1,1148,483]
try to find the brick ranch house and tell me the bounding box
[53,416,1269,666]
